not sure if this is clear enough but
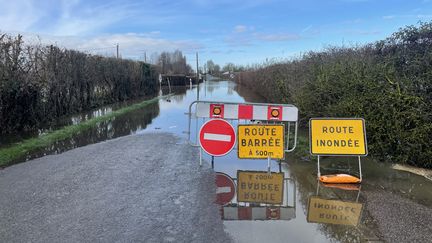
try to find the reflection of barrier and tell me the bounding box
[222,206,295,220]
[307,182,363,226]
[220,177,296,221]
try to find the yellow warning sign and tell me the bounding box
[237,171,284,204]
[307,197,363,226]
[309,118,367,156]
[238,125,284,159]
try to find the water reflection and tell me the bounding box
[307,183,363,227]
[25,101,161,161]
[221,171,296,221]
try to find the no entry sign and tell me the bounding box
[215,172,236,205]
[199,119,236,156]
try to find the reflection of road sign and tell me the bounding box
[310,118,367,156]
[215,172,236,205]
[238,125,285,159]
[307,196,363,226]
[222,206,295,220]
[199,119,236,156]
[237,171,284,204]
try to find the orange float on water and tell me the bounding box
[319,174,361,184]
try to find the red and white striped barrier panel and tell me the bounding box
[196,102,298,121]
[221,206,295,220]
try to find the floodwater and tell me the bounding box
[6,80,432,242]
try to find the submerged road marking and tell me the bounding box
[203,133,231,142]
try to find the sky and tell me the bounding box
[1,0,432,68]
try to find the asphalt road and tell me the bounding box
[0,133,232,243]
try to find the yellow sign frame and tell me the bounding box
[307,196,363,226]
[238,124,285,159]
[309,118,367,156]
[237,170,284,205]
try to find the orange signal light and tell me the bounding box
[271,109,280,118]
[213,106,222,115]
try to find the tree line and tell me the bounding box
[149,50,194,75]
[235,22,432,168]
[0,33,159,133]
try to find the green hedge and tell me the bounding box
[0,34,158,133]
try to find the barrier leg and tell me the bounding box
[358,156,362,182]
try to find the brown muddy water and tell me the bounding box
[4,80,432,242]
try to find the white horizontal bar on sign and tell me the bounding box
[216,187,232,194]
[203,133,231,142]
[282,106,298,122]
[196,103,210,118]
[224,104,238,119]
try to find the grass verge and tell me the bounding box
[0,95,165,168]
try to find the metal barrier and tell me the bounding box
[186,100,299,154]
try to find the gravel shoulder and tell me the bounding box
[0,133,232,243]
[363,189,432,243]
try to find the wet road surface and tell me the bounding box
[0,133,231,243]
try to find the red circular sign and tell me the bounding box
[199,119,236,156]
[215,172,236,205]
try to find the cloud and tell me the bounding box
[16,32,203,60]
[254,33,301,41]
[234,25,248,33]
[382,14,432,20]
[343,29,381,35]
[0,0,43,32]
[0,0,180,36]
[189,0,276,9]
[301,25,313,33]
[224,29,302,46]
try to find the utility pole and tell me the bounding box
[196,52,199,101]
[144,51,147,63]
[116,44,119,58]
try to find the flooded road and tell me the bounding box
[5,80,432,242]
